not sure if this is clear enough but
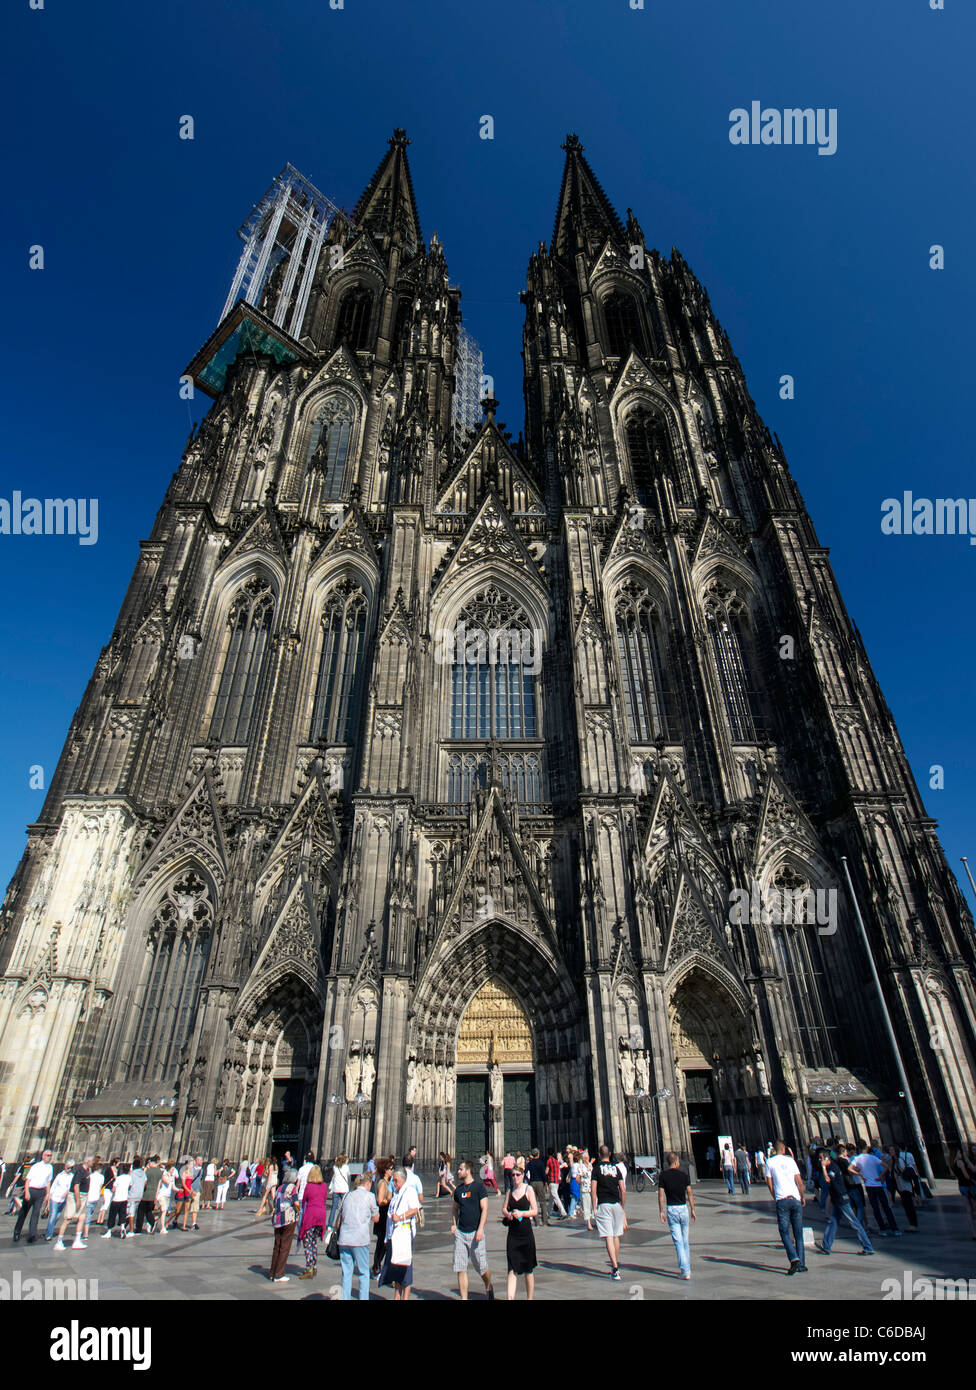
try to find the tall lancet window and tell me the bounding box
[306,396,354,501]
[704,583,756,742]
[211,575,275,744]
[130,871,214,1082]
[626,407,675,508]
[615,583,667,742]
[312,581,368,744]
[603,290,646,358]
[334,285,373,352]
[449,586,539,739]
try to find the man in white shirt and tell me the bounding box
[765,1140,807,1274]
[46,1163,74,1241]
[13,1150,54,1243]
[297,1152,315,1199]
[403,1156,424,1234]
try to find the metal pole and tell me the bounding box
[961,857,976,902]
[840,857,935,1182]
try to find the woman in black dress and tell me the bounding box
[501,1167,538,1299]
[372,1157,393,1274]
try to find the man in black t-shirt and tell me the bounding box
[590,1144,627,1279]
[451,1160,494,1300]
[658,1152,696,1279]
[526,1149,548,1227]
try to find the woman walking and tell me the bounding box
[378,1168,419,1300]
[268,1168,301,1282]
[298,1165,328,1279]
[567,1148,582,1219]
[501,1165,538,1299]
[329,1154,349,1228]
[96,1160,116,1227]
[579,1149,594,1231]
[256,1158,278,1219]
[215,1159,232,1209]
[372,1158,393,1275]
[436,1152,456,1198]
[103,1163,130,1239]
[481,1151,499,1194]
[202,1159,216,1210]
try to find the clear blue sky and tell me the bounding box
[2,0,974,910]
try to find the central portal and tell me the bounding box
[455,978,536,1161]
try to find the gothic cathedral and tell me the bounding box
[1,132,974,1174]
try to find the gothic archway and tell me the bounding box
[409,918,587,1162]
[669,966,768,1175]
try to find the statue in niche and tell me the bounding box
[633,1049,650,1094]
[619,1045,636,1096]
[344,1046,361,1103]
[405,1054,418,1106]
[419,1063,433,1107]
[445,1067,456,1108]
[361,1048,376,1100]
[755,1048,770,1096]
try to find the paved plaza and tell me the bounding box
[2,1179,974,1301]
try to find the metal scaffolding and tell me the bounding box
[220,164,344,342]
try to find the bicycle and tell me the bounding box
[632,1156,659,1192]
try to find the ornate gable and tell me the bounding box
[255,763,341,905]
[751,771,823,875]
[433,492,547,597]
[435,423,544,516]
[248,875,322,988]
[693,511,749,570]
[321,503,379,566]
[134,772,228,898]
[663,870,734,972]
[431,789,559,958]
[221,503,289,570]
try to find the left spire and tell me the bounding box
[353,128,422,254]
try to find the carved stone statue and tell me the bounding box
[361,1049,376,1100]
[345,1046,361,1103]
[756,1049,770,1096]
[405,1055,418,1106]
[445,1066,456,1108]
[419,1062,433,1107]
[779,1051,797,1096]
[633,1049,650,1094]
[490,1062,504,1108]
[619,1046,636,1096]
[433,1062,446,1108]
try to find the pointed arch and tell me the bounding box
[210,572,276,744]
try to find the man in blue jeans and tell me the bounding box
[766,1140,808,1274]
[658,1152,696,1279]
[337,1173,379,1300]
[814,1148,875,1256]
[851,1141,902,1236]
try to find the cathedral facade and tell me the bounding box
[1,132,974,1174]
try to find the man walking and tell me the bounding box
[658,1152,695,1279]
[815,1148,875,1257]
[526,1149,548,1226]
[546,1150,567,1219]
[53,1157,90,1251]
[590,1144,627,1280]
[851,1141,901,1237]
[721,1142,736,1195]
[734,1143,751,1196]
[13,1149,53,1243]
[140,1156,162,1233]
[127,1158,147,1235]
[337,1171,379,1300]
[451,1159,494,1300]
[766,1139,807,1275]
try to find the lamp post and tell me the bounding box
[841,857,934,1183]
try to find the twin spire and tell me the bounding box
[352,129,626,260]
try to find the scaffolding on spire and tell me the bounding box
[219,164,345,341]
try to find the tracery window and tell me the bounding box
[603,290,646,358]
[311,580,368,744]
[211,575,275,744]
[704,583,756,742]
[615,583,667,742]
[130,872,214,1082]
[449,586,539,739]
[306,395,354,501]
[446,750,542,804]
[626,407,675,508]
[334,285,373,352]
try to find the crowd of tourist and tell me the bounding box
[1,1136,973,1298]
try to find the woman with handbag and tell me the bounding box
[378,1168,419,1300]
[268,1168,301,1282]
[328,1153,349,1227]
[297,1165,328,1279]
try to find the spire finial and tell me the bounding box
[390,128,411,147]
[481,395,499,424]
[562,133,583,153]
